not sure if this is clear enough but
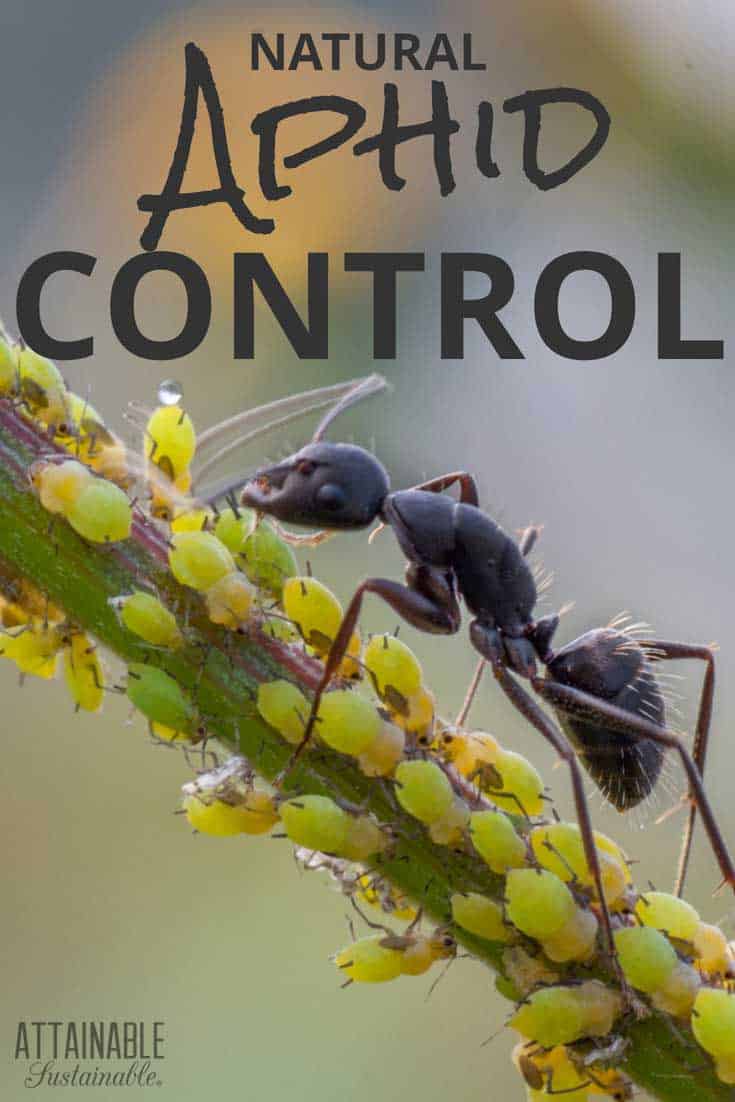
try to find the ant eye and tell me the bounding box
[315,483,346,512]
[296,459,316,477]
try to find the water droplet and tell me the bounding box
[158,379,183,406]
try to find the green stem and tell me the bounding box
[0,400,727,1102]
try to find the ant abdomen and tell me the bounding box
[547,628,665,811]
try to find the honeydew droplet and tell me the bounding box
[158,379,184,406]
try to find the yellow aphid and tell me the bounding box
[334,936,403,983]
[485,747,545,817]
[145,405,196,480]
[280,794,351,854]
[396,686,435,737]
[0,595,30,629]
[438,727,501,771]
[443,731,546,818]
[693,923,732,976]
[150,721,195,743]
[149,468,192,521]
[317,690,382,756]
[54,391,104,438]
[17,347,69,427]
[342,814,391,861]
[503,946,560,997]
[213,507,256,552]
[469,809,527,873]
[356,720,405,777]
[691,987,735,1057]
[111,591,183,649]
[0,625,63,678]
[511,981,621,1047]
[714,1055,735,1086]
[238,521,297,599]
[337,631,362,679]
[66,479,132,543]
[183,790,278,836]
[395,759,455,824]
[451,893,512,942]
[650,960,701,1018]
[62,632,104,712]
[428,795,470,847]
[54,393,127,485]
[614,926,678,993]
[511,987,587,1048]
[363,633,423,712]
[168,531,236,592]
[205,572,255,629]
[542,907,599,963]
[505,868,576,941]
[257,679,309,745]
[282,576,343,652]
[30,459,94,516]
[127,663,196,733]
[80,430,130,487]
[512,1043,590,1097]
[634,891,700,943]
[14,579,63,624]
[356,876,417,922]
[530,822,629,907]
[170,507,213,534]
[398,930,456,976]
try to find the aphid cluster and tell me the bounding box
[0,576,103,712]
[3,332,734,1100]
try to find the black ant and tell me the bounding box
[205,376,734,961]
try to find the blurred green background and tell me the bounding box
[2,1,734,1099]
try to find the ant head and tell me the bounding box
[241,442,390,529]
[546,627,644,699]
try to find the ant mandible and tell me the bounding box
[205,376,734,961]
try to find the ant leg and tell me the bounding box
[268,520,334,549]
[533,677,735,896]
[641,640,715,896]
[455,659,485,727]
[485,662,617,963]
[408,471,479,507]
[369,472,479,544]
[275,568,460,786]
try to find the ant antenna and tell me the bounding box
[311,374,387,443]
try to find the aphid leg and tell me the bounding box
[485,661,618,971]
[533,677,735,897]
[350,897,392,935]
[275,569,460,786]
[640,641,716,897]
